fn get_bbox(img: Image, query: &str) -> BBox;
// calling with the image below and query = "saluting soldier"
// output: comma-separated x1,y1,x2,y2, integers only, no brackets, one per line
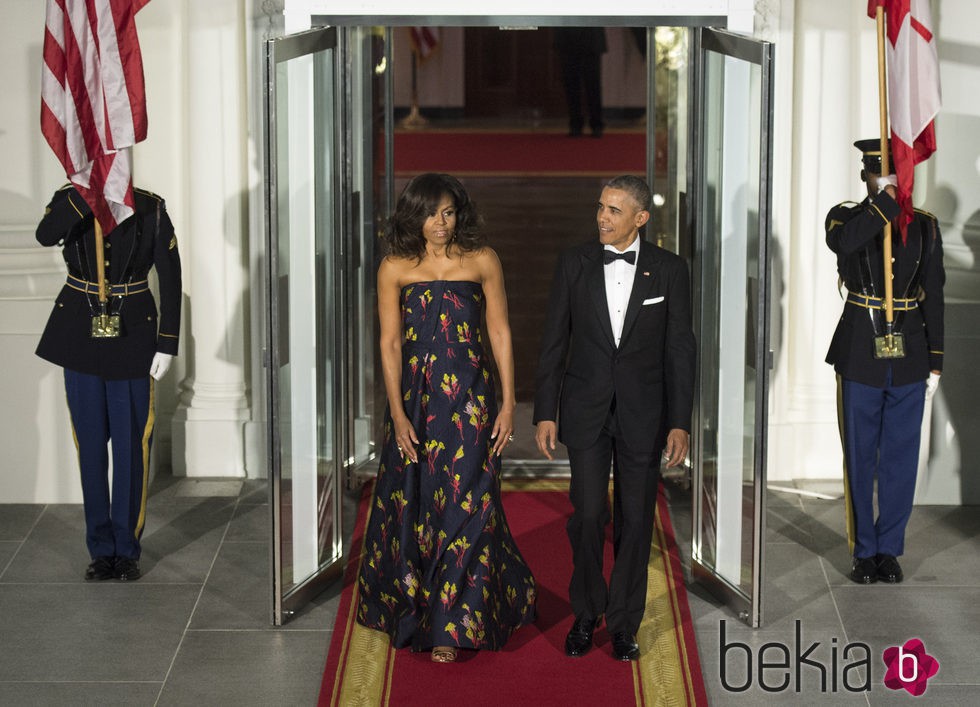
825,139,944,585
36,184,182,582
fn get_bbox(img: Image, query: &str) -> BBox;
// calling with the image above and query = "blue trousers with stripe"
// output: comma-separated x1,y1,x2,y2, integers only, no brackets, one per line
840,375,925,559
64,369,153,560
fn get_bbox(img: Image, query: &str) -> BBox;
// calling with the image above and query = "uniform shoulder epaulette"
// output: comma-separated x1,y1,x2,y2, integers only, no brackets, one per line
913,207,937,221
829,200,862,214
134,187,164,202
56,182,74,192
826,201,861,229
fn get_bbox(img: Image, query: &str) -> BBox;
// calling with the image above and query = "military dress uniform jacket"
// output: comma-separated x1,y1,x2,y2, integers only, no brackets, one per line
36,185,182,380
825,190,944,388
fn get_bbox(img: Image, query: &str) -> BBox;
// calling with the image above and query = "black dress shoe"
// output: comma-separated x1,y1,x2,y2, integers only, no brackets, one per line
564,615,601,657
114,557,141,581
876,554,904,583
849,556,878,584
84,556,115,581
612,631,640,661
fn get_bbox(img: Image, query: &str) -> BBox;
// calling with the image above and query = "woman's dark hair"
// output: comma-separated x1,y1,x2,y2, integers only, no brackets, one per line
384,173,484,259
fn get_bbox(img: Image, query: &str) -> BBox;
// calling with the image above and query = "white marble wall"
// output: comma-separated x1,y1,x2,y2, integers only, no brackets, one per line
762,0,980,503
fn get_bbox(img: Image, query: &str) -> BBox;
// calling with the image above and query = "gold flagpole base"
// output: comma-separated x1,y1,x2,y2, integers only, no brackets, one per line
91,313,121,338
873,333,906,359
399,103,429,130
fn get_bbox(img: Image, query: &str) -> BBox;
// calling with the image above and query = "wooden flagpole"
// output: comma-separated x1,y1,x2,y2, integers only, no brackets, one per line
94,220,107,304
400,49,428,129
90,218,119,337
874,6,903,358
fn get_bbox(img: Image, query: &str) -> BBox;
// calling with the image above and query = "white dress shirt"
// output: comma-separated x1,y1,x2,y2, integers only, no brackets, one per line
603,238,640,347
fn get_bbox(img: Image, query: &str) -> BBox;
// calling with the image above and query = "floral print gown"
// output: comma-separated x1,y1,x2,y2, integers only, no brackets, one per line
356,280,537,650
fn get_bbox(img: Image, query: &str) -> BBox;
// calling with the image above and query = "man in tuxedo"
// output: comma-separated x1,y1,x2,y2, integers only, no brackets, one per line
533,175,696,661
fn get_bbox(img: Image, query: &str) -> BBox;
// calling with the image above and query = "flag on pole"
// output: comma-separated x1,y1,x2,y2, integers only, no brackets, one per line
41,0,151,235
867,0,941,237
410,27,440,60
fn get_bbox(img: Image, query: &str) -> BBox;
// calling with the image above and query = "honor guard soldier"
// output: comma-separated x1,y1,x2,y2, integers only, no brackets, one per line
825,139,944,585
36,184,182,582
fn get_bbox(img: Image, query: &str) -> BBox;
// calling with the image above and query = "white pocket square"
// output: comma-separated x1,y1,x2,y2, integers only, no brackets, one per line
642,296,665,305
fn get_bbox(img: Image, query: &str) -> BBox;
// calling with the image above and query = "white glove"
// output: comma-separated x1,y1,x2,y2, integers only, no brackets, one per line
876,174,898,192
149,352,174,380
925,371,940,400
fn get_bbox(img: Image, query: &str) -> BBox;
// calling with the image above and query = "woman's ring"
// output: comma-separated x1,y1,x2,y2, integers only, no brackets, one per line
508,435,515,441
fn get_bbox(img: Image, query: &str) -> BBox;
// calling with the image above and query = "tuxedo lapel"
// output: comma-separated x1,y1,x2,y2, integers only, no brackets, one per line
619,241,659,345
584,245,616,349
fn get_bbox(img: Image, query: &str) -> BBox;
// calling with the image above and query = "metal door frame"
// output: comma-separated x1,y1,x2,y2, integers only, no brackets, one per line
688,26,774,627
264,25,345,625
265,16,774,629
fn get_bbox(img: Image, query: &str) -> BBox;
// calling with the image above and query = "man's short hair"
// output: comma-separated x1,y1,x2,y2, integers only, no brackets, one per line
606,175,652,212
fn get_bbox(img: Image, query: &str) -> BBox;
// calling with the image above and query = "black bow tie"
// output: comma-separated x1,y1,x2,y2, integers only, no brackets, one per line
603,249,636,265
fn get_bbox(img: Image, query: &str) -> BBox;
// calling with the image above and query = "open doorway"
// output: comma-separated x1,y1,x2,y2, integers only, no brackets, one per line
389,25,690,466
267,17,773,626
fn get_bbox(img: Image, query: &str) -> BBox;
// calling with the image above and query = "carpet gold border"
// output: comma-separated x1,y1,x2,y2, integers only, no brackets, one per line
331,493,397,707
330,481,702,705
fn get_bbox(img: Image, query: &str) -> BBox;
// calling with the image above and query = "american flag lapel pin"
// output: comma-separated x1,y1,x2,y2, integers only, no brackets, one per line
642,271,650,277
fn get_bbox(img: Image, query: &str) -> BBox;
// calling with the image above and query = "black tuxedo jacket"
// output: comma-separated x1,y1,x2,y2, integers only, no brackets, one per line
533,238,696,454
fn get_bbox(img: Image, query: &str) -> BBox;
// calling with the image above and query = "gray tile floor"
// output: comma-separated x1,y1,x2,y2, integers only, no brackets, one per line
668,481,980,706
0,473,976,706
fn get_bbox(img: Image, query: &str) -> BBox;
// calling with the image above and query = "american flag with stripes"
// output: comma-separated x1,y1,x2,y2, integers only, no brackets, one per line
410,26,440,60
40,0,150,234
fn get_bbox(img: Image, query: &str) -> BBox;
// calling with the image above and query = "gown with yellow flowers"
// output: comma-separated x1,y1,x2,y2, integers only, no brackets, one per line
355,280,537,650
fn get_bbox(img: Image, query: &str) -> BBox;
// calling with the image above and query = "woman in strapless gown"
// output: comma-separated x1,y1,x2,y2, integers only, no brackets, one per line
355,173,536,663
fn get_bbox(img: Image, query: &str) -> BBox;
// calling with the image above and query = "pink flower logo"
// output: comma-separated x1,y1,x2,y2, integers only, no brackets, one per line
882,639,940,696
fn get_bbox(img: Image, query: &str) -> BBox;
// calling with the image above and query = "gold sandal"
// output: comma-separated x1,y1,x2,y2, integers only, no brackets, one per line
431,646,458,663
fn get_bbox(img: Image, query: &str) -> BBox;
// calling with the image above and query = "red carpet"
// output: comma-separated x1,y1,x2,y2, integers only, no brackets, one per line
393,130,645,176
319,479,707,706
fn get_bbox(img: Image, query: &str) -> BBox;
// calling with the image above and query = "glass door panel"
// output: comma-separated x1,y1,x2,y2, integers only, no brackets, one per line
690,27,773,627
647,27,690,258
265,27,344,625
342,26,392,478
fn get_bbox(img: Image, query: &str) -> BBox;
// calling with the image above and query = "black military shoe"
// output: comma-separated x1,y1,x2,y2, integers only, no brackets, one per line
84,556,115,581
849,556,878,584
114,557,141,581
564,615,601,657
876,554,904,583
611,632,640,661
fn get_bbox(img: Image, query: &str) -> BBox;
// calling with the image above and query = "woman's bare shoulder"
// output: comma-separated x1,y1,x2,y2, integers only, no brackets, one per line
469,246,502,279
461,245,496,268
379,254,419,282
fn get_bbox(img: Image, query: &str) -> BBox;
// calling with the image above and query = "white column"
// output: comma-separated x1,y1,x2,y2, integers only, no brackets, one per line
171,0,251,477
767,1,872,483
